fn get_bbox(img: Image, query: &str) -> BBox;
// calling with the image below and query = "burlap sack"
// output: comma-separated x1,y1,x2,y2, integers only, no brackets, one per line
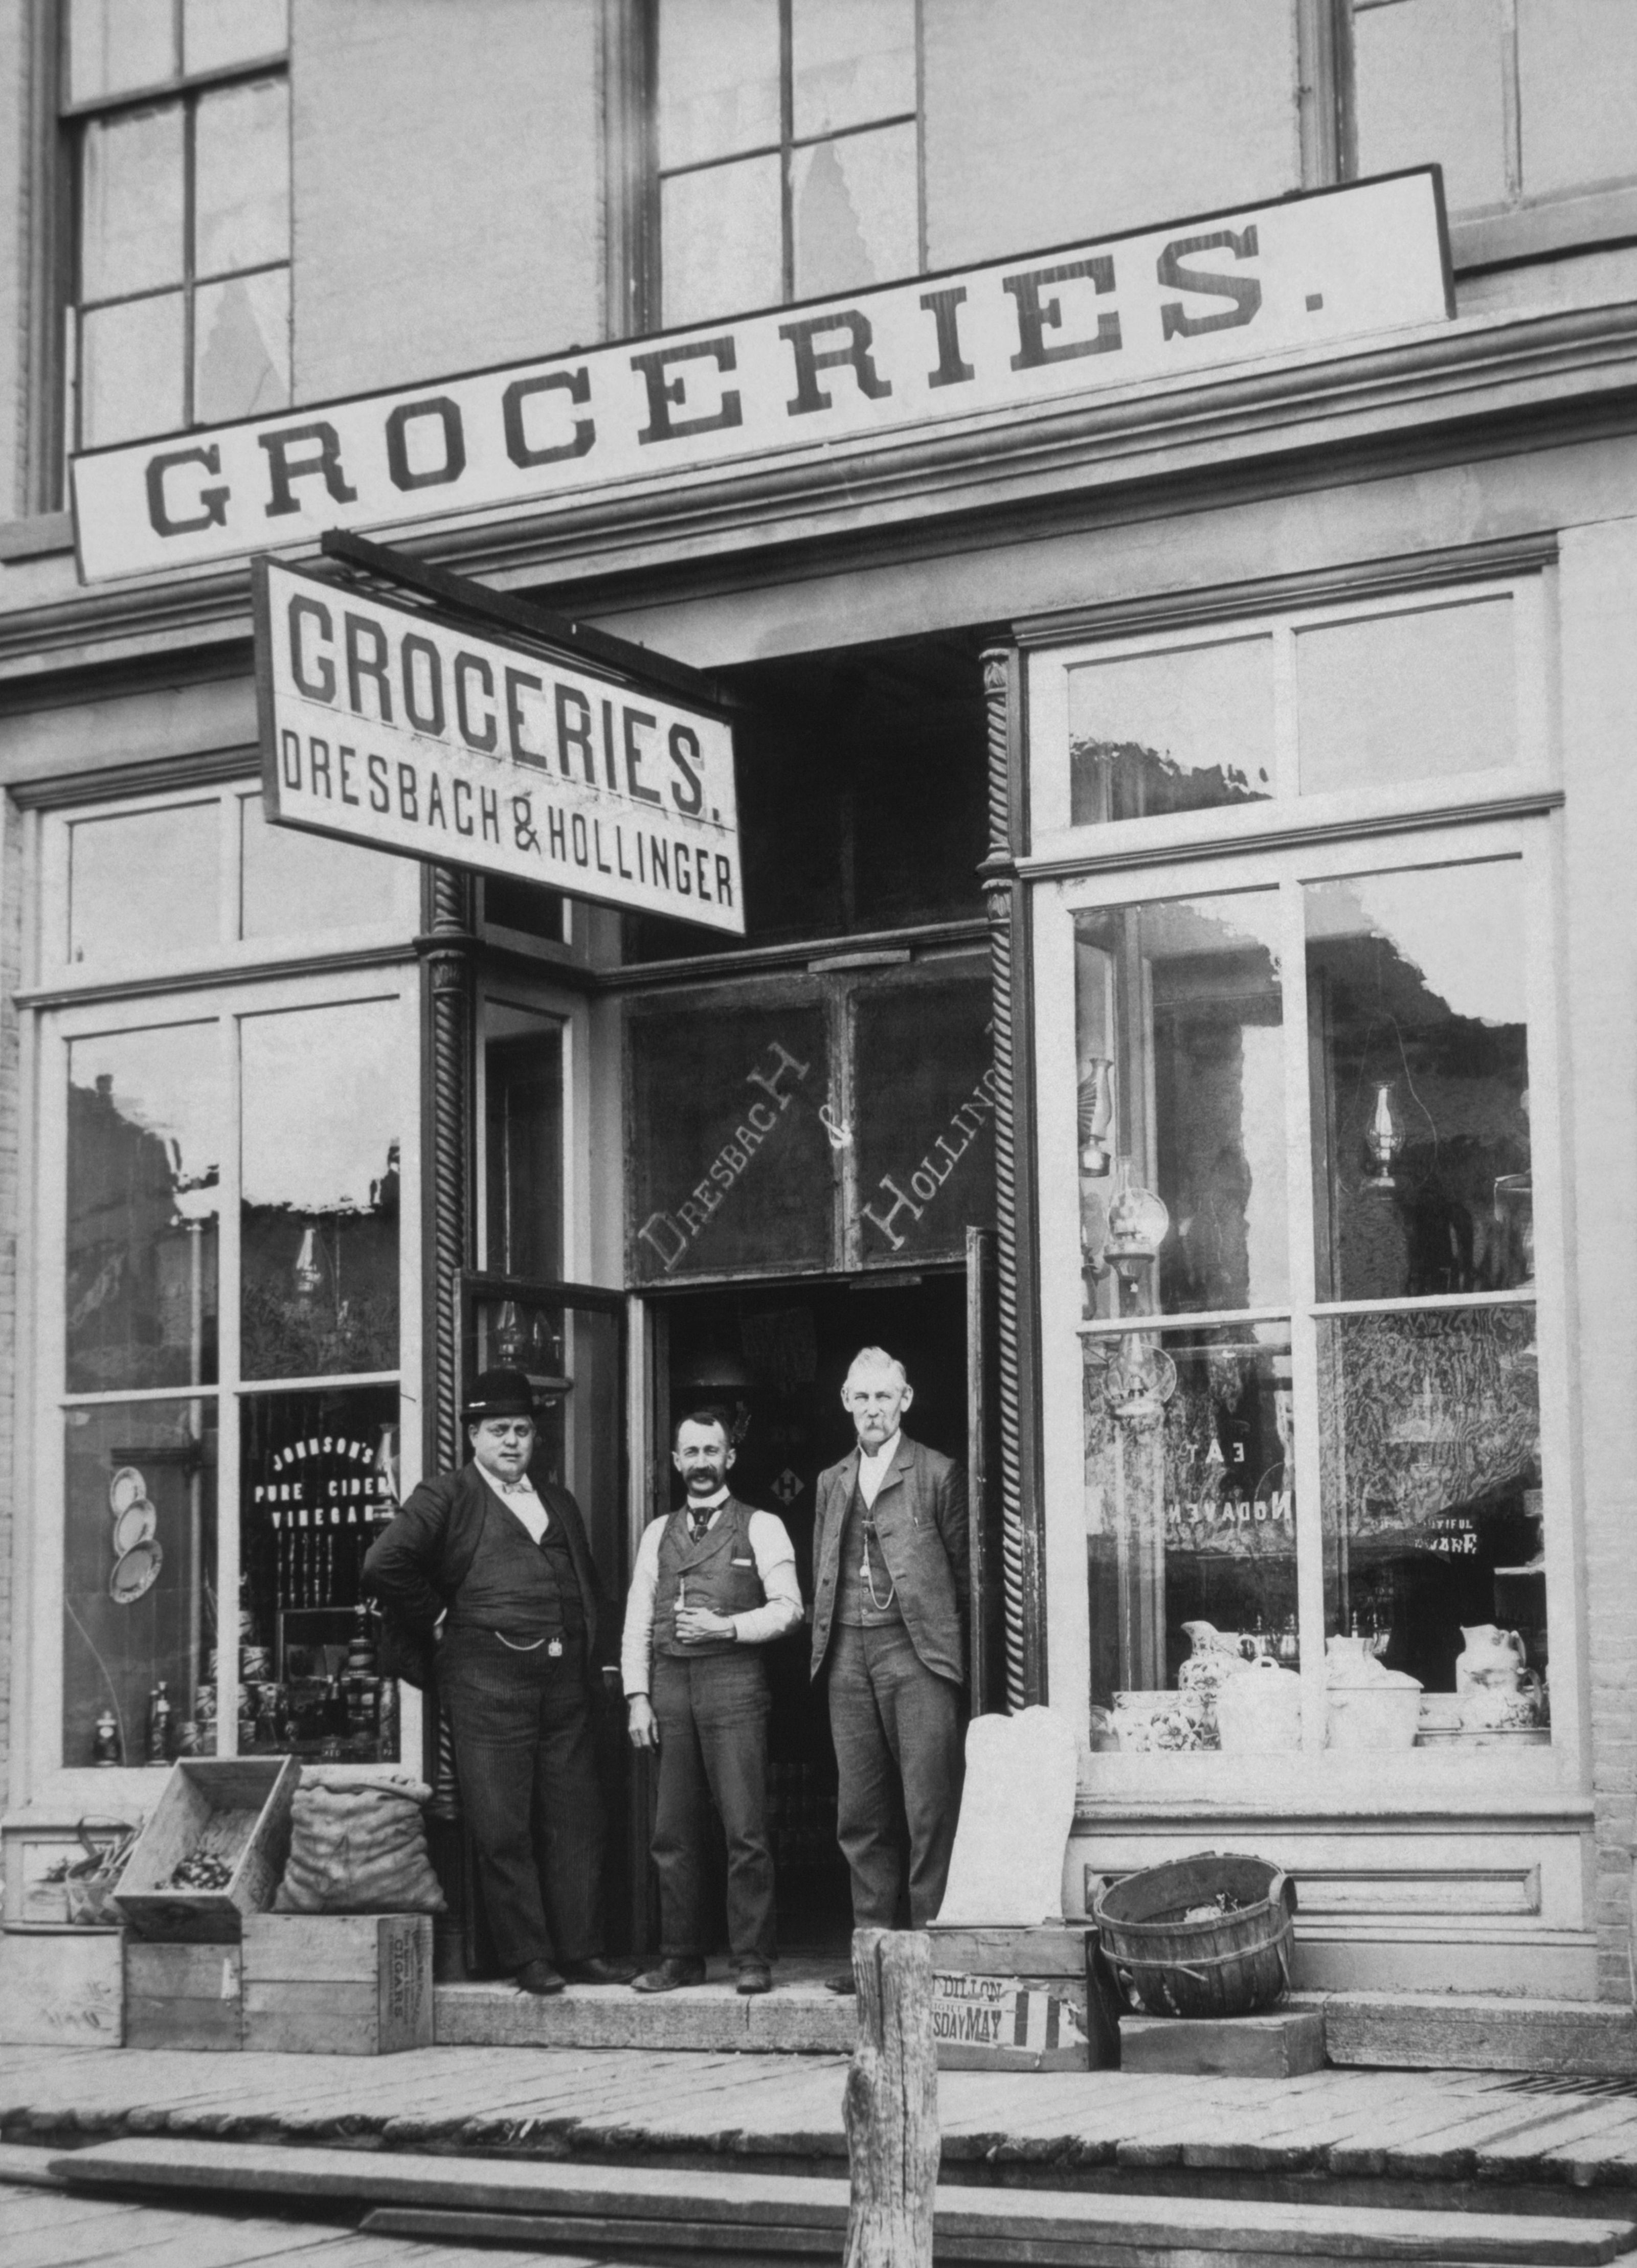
275,1770,445,1913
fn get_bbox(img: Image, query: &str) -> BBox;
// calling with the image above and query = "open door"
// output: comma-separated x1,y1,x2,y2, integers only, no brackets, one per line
967,1227,1005,1715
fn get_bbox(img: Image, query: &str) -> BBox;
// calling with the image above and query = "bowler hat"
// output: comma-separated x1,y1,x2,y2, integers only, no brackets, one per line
461,1367,536,1421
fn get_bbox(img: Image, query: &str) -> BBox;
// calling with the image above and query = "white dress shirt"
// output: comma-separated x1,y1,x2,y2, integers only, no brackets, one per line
857,1430,902,1509
478,1462,549,1544
622,1488,804,1695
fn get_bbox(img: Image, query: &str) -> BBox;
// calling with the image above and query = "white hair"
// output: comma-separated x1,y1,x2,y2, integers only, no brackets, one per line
843,1345,908,1392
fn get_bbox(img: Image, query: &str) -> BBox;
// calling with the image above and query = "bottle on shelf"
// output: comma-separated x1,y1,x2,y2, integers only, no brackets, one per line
147,1680,173,1764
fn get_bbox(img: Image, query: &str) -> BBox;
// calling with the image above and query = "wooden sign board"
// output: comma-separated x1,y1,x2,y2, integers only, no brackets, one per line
253,556,744,933
72,172,1452,584
932,1971,1090,2072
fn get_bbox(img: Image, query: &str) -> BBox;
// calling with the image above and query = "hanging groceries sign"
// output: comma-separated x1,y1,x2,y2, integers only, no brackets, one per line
252,556,744,932
73,171,1452,584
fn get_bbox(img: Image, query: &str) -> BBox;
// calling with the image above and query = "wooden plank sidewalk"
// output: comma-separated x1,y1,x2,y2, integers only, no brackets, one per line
7,2043,1637,2201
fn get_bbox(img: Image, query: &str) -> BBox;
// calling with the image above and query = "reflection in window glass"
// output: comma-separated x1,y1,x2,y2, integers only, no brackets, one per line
193,268,290,424
1306,862,1530,1303
792,123,919,301
194,78,290,274
1296,600,1515,796
1318,1307,1543,1715
1074,893,1287,1320
239,795,399,939
80,105,185,299
239,1383,399,1762
67,1025,221,1393
661,154,783,326
69,801,219,965
79,291,188,447
183,0,288,75
658,0,781,168
792,0,916,137
1085,1326,1295,1742
69,0,175,106
1068,639,1274,826
62,1398,215,1768
240,1001,399,1378
485,1012,564,1283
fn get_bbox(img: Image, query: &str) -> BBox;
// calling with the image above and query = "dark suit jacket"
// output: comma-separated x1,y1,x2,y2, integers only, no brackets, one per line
810,1434,969,1688
363,1462,618,1689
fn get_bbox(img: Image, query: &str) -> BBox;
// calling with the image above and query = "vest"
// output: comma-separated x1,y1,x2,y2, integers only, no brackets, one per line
835,1477,905,1628
653,1500,767,1658
447,1490,586,1641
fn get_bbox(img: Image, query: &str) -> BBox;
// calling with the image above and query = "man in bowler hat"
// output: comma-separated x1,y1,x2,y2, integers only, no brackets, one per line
811,1347,968,1990
364,1368,632,1994
622,1404,803,1995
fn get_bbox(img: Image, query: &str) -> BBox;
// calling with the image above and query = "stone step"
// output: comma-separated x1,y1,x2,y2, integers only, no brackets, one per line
52,2137,1637,2264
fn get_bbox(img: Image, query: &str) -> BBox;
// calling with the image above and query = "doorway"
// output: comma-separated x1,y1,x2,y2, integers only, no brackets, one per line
656,1272,970,1956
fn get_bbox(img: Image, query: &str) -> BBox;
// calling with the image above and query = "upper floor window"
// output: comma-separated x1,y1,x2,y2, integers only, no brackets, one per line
64,0,291,450
656,0,922,329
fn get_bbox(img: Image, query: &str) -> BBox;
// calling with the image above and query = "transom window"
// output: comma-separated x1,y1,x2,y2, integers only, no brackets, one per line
656,0,922,328
64,0,291,449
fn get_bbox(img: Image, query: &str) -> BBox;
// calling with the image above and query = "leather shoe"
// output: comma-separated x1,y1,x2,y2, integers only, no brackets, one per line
631,1956,706,1993
823,1968,857,1995
558,1956,638,1986
515,1959,565,1995
734,1959,772,1995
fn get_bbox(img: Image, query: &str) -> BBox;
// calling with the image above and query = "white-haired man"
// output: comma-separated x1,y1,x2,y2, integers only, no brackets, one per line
810,1346,968,1990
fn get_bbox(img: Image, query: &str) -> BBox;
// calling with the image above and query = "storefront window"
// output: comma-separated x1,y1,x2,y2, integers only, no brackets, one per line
1070,639,1275,826
484,1009,564,1284
68,801,221,967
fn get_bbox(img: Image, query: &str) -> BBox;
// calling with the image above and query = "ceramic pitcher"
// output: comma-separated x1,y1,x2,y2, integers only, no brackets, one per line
1455,1624,1529,1696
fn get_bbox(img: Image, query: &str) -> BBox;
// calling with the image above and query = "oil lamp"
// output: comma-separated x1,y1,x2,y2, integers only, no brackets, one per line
1077,1056,1114,1175
1362,1081,1405,1191
1104,1156,1171,1282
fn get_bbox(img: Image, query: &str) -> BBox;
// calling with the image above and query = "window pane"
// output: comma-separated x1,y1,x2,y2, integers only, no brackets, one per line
79,291,186,448
1354,0,1510,213
853,977,995,1267
1518,0,1637,199
485,1011,565,1282
662,153,783,326
68,1024,221,1394
63,1398,216,1768
69,800,219,967
194,265,290,425
240,792,399,940
1086,1324,1297,1742
1305,862,1531,1303
1067,639,1274,826
658,0,781,167
791,122,919,302
183,0,289,73
240,1001,400,1378
1296,600,1516,795
240,1383,400,1762
195,78,290,275
80,105,185,299
68,0,175,104
792,0,916,137
1318,1307,1544,1739
1074,892,1288,1319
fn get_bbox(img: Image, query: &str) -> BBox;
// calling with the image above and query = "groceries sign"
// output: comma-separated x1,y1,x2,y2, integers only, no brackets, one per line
253,556,744,931
73,172,1452,584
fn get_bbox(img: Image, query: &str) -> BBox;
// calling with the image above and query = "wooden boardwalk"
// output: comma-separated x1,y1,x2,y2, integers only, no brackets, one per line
8,2043,1637,2208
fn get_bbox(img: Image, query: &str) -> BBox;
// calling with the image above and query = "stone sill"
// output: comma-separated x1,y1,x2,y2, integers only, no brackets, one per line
0,513,73,564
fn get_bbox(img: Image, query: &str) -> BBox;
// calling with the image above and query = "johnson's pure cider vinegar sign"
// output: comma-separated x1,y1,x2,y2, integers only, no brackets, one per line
253,557,743,932
73,172,1453,583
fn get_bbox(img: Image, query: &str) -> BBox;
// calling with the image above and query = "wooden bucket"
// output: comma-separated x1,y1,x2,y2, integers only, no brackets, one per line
1091,1852,1295,2020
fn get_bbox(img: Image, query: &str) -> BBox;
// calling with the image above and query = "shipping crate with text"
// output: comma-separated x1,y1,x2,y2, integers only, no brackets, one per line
242,1912,433,2053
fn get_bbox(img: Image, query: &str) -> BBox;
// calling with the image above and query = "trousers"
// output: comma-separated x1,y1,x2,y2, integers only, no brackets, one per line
439,1627,606,1971
828,1620,963,1929
650,1648,775,1961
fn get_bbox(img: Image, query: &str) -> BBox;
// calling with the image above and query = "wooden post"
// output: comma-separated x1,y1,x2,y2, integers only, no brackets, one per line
843,1929,938,2268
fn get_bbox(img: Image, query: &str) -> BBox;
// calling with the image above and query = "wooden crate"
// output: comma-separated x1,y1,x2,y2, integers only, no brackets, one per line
124,1940,243,2050
1120,2007,1327,2077
113,1758,298,1942
242,1913,433,2054
926,1923,1112,2072
0,1927,124,2047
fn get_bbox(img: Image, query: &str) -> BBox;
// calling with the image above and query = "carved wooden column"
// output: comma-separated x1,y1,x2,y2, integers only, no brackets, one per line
419,864,477,1476
979,645,1045,1711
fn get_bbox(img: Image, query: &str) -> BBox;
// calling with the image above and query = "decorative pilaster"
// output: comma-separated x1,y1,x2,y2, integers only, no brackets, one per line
418,865,477,1476
979,646,1030,1714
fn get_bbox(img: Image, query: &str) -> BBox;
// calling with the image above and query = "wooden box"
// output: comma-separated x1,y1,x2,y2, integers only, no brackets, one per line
124,1940,243,2050
242,1913,433,2054
927,1923,1113,2072
113,1758,298,1942
1120,2007,1327,2078
0,1927,124,2047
